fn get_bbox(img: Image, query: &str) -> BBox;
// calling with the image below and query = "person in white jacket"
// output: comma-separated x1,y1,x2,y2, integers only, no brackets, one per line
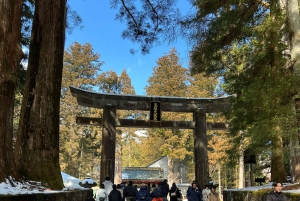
103,176,114,194
202,185,211,201
95,184,109,201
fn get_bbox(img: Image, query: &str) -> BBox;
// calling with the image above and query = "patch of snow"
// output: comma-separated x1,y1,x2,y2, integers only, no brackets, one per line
61,172,84,189
0,172,87,195
0,177,51,195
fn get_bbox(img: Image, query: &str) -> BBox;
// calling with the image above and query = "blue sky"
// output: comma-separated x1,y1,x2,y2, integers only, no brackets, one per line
65,0,193,95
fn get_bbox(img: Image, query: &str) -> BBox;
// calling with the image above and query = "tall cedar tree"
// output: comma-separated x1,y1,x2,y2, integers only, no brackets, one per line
95,69,137,182
288,0,300,182
0,0,23,182
15,0,67,189
118,70,140,169
60,42,103,179
145,48,193,183
189,0,299,182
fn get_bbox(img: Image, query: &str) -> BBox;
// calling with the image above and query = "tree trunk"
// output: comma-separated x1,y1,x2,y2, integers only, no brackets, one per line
288,0,300,183
270,134,286,182
288,0,300,75
238,147,244,188
0,0,23,182
15,0,66,189
268,0,286,182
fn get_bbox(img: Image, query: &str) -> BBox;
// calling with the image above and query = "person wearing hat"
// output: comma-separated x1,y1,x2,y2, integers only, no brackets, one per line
266,181,287,201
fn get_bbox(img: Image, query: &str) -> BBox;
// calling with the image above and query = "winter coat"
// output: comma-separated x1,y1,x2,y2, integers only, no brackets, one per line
266,191,288,201
202,188,210,201
103,180,114,194
207,192,220,201
123,184,138,197
109,189,122,201
169,186,180,201
146,187,167,201
95,188,108,201
117,188,123,199
187,187,202,201
157,184,167,198
136,186,150,201
162,182,169,197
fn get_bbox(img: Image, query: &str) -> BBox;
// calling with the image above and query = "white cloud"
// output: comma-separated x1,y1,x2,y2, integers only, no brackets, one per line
138,59,146,66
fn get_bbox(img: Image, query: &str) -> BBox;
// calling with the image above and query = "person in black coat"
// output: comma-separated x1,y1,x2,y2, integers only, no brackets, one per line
123,181,138,201
169,183,180,201
162,180,169,199
266,181,287,201
157,182,167,198
109,184,123,201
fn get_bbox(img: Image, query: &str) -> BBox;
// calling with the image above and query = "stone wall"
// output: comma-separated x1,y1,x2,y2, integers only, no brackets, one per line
0,189,93,201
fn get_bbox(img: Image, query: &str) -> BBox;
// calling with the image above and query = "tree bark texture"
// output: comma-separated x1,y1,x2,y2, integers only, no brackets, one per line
288,0,300,183
288,0,300,74
292,98,300,182
115,143,122,184
15,0,66,189
270,134,286,182
0,0,23,182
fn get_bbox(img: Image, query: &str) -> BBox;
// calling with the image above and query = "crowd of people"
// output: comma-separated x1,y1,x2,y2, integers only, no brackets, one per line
87,177,220,201
86,176,290,201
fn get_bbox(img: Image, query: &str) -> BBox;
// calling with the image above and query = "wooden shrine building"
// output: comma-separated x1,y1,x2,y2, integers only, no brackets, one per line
70,86,232,188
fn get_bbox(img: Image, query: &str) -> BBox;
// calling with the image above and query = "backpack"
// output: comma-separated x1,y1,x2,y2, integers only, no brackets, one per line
152,197,163,201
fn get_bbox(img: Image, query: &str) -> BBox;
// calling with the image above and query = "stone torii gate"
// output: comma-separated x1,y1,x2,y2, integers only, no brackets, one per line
70,86,232,188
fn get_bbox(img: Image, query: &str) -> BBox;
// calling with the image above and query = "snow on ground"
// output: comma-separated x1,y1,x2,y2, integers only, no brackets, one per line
0,177,54,195
0,172,89,195
61,172,85,189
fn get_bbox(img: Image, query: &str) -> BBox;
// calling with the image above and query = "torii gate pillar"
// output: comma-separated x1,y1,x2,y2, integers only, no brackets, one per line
194,108,209,187
100,105,116,184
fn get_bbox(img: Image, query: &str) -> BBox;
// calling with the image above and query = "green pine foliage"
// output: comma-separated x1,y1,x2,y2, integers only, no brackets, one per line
60,42,103,179
143,48,223,182
188,0,300,183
